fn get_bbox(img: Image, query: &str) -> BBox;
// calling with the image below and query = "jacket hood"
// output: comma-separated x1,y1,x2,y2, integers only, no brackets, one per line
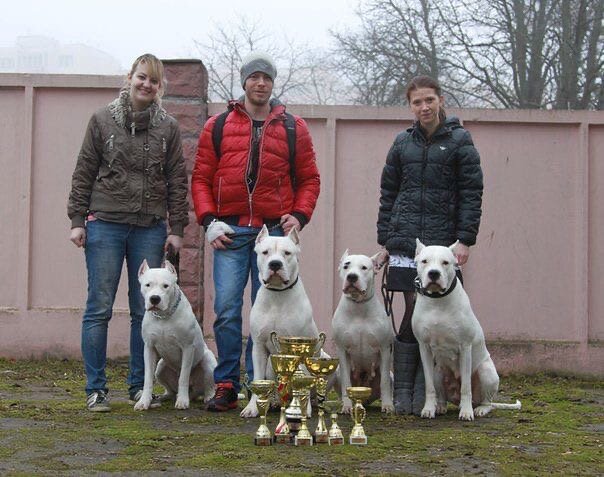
108,88,167,130
408,116,463,139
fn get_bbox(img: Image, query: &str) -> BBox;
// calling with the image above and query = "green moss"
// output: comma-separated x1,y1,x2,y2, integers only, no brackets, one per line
0,358,602,475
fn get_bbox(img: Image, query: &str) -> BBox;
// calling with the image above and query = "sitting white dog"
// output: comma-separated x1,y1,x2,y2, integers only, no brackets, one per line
135,260,217,410
240,225,323,418
412,240,521,420
332,250,394,414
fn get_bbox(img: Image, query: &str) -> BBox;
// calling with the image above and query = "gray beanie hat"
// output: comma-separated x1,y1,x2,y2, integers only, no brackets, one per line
240,52,277,89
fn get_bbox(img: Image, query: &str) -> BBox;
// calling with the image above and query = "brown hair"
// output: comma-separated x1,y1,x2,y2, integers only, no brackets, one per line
406,75,446,122
128,53,165,99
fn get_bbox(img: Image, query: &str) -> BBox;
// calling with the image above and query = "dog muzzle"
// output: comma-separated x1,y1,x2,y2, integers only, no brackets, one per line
414,275,458,298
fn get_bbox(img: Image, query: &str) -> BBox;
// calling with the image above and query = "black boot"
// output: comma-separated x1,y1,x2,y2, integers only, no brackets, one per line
393,339,420,415
412,357,425,416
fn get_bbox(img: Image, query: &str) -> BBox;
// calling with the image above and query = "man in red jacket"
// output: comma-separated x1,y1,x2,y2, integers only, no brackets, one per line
191,52,321,412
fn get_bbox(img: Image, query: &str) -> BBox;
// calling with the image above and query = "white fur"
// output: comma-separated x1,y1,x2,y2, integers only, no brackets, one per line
240,226,322,418
135,260,217,410
412,240,521,420
332,250,394,414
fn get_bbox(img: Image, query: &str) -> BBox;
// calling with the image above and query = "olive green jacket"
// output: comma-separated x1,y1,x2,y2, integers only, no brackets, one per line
67,91,189,235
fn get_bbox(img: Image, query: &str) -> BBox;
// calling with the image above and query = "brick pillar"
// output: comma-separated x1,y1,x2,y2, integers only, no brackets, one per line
161,59,208,321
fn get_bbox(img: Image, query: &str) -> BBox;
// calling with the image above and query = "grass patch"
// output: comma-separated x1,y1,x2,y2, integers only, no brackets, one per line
0,358,602,476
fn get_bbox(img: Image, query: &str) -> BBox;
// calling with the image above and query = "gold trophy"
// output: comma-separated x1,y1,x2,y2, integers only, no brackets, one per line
249,380,275,446
292,375,316,446
305,357,339,443
347,386,372,445
270,353,301,444
270,332,326,431
324,400,344,446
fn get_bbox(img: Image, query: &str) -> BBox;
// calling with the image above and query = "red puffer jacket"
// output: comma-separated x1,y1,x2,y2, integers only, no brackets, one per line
191,99,320,228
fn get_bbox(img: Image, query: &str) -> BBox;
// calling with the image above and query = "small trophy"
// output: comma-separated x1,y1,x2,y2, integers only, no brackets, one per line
249,380,275,446
270,353,301,444
347,386,372,445
305,357,339,443
292,375,315,446
324,400,344,446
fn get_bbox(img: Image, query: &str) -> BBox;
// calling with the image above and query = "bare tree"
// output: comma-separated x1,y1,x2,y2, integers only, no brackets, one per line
194,16,345,104
332,0,603,109
331,0,452,106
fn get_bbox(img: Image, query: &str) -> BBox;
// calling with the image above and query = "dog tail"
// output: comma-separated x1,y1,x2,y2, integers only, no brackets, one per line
491,399,522,410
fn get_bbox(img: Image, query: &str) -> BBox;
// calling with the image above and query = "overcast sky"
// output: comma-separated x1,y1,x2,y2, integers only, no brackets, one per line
1,0,361,71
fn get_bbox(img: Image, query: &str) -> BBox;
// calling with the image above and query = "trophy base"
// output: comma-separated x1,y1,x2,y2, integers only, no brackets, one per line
294,434,313,446
286,418,301,433
273,433,293,444
349,435,368,445
314,432,328,444
254,436,273,446
328,436,344,446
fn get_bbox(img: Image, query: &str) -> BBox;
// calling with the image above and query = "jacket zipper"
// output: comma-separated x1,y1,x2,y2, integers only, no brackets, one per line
420,139,430,243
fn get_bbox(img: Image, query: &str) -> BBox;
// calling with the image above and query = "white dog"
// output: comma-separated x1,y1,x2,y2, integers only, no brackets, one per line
412,240,521,420
332,250,394,414
135,260,217,410
240,225,322,418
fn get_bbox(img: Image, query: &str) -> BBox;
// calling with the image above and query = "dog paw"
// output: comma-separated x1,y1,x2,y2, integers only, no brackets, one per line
341,398,353,414
240,406,259,418
134,399,150,411
436,403,448,415
381,402,395,414
458,407,475,421
175,397,190,410
421,406,436,418
474,405,492,417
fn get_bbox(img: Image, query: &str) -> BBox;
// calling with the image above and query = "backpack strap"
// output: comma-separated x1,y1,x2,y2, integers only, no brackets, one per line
211,110,230,159
283,112,297,189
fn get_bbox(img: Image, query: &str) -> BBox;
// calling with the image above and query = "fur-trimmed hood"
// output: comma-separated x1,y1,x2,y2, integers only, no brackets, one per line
108,88,167,130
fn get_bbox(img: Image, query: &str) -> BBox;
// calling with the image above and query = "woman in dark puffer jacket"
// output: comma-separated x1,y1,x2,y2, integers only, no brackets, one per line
377,75,483,416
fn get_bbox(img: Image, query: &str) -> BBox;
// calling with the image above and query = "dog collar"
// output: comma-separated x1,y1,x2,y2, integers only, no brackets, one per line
414,275,458,298
264,276,299,292
150,287,182,320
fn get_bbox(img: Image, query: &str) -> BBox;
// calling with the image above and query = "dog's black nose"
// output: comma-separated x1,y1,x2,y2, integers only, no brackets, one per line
150,295,161,305
269,260,282,271
427,270,440,282
347,273,358,283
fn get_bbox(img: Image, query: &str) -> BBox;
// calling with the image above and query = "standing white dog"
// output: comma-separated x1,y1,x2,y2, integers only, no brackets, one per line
332,250,394,414
412,239,521,420
135,260,217,410
240,225,322,418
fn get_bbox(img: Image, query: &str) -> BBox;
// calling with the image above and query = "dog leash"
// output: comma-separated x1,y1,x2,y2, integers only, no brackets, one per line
380,262,398,335
224,223,283,251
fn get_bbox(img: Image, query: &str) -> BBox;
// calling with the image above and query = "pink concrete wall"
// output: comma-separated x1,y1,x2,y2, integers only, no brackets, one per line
0,72,602,376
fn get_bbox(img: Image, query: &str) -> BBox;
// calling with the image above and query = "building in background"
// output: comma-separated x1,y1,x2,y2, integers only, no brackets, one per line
0,36,123,74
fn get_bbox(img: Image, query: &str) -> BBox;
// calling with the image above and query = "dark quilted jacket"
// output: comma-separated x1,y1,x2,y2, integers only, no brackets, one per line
377,116,483,257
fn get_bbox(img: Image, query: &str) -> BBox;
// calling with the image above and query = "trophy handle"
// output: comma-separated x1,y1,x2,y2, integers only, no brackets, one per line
314,332,326,355
270,331,280,353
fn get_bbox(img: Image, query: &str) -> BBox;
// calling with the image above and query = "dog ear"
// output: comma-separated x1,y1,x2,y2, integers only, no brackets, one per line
449,240,460,251
164,260,177,276
415,238,425,258
288,227,300,245
138,259,149,277
338,249,349,270
256,224,269,244
371,249,389,273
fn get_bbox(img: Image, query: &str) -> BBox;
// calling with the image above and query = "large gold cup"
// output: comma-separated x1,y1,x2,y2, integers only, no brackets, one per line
270,332,326,431
291,375,315,446
249,380,276,446
270,354,301,444
324,400,344,446
305,357,339,443
347,386,372,445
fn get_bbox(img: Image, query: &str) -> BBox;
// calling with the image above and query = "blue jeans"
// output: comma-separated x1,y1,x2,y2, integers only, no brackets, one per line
82,219,166,395
213,225,284,393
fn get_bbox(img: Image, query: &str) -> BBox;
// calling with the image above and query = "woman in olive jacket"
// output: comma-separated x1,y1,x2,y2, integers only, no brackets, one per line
67,54,189,412
377,75,483,416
